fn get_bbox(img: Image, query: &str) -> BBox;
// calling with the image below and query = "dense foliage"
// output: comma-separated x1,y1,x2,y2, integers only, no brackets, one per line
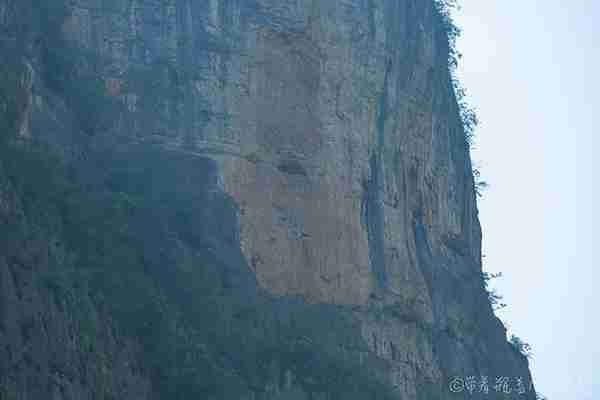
5,100,414,396
0,136,399,397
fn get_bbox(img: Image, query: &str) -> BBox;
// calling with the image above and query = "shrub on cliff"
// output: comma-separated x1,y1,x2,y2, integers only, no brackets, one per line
509,334,533,359
473,167,490,197
434,1,480,149
434,0,461,69
482,271,507,311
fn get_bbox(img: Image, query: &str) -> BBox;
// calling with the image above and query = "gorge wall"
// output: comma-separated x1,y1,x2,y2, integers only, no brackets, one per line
0,1,536,399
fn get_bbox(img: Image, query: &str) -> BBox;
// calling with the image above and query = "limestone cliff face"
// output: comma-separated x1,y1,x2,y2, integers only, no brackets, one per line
57,0,478,307
0,1,535,399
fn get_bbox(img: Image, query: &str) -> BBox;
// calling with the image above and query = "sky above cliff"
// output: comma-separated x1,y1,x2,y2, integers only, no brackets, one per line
454,1,598,399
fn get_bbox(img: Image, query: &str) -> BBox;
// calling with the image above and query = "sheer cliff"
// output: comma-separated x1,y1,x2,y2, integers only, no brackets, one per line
0,1,535,399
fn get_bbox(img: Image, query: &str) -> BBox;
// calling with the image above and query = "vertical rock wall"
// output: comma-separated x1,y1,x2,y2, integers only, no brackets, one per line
51,0,479,308
0,1,536,399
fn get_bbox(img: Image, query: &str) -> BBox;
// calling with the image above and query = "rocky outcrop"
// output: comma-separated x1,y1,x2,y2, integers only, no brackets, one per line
0,1,536,399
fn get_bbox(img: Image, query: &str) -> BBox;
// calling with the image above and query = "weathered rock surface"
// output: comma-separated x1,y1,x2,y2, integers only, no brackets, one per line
0,1,536,399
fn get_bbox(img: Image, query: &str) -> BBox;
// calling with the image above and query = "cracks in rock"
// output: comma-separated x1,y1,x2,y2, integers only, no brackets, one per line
363,58,393,293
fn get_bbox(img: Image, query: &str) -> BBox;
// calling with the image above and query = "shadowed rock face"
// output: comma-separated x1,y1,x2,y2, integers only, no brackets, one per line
0,1,536,399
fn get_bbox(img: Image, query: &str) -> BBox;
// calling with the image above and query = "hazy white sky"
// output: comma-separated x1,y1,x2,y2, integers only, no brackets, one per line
454,1,598,399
